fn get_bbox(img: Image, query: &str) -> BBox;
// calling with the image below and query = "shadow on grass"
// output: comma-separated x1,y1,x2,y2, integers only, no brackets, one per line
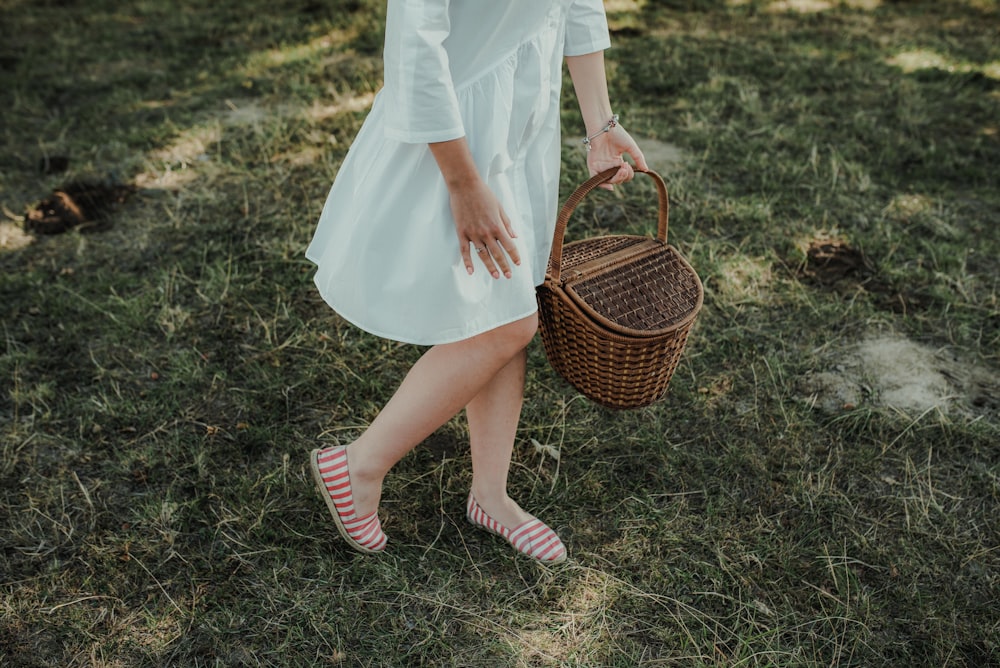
1,0,998,666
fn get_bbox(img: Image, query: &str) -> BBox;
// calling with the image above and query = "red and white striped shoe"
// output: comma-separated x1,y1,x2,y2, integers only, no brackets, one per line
310,446,387,554
466,493,567,564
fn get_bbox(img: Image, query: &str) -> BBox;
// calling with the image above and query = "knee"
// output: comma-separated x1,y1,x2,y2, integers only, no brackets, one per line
513,312,539,347
491,313,538,355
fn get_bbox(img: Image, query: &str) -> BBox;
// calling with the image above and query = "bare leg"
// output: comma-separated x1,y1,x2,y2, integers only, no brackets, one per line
466,349,535,529
344,314,537,518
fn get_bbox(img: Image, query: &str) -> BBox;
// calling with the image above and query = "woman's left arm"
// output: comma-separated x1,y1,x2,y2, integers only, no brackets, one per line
566,51,648,190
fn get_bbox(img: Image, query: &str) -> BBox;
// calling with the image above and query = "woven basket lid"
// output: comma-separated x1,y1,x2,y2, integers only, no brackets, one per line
563,237,703,337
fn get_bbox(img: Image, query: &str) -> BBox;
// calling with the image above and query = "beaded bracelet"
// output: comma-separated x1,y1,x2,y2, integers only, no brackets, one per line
581,114,620,151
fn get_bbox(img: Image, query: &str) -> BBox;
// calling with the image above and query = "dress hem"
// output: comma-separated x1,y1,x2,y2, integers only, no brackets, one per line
315,286,540,346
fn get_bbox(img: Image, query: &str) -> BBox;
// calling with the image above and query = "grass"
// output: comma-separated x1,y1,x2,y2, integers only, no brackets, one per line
1,0,998,665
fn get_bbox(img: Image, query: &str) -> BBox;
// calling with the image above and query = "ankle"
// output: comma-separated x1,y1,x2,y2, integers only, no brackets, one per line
345,444,386,487
470,485,509,508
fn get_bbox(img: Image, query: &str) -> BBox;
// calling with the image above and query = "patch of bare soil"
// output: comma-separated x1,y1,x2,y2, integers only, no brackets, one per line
798,238,874,286
795,237,936,314
24,181,134,235
798,334,998,416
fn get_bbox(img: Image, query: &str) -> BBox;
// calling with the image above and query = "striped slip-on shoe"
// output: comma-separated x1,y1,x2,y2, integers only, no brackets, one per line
310,446,387,554
466,493,566,564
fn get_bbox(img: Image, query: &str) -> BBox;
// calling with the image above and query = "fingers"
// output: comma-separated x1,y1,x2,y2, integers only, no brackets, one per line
610,160,634,184
472,243,500,279
597,159,635,191
488,239,511,279
473,203,520,279
498,208,521,268
461,242,476,275
629,145,649,172
470,236,519,279
501,207,517,241
465,231,521,280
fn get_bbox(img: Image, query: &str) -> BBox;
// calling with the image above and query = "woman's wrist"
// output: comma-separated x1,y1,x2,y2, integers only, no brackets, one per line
566,52,614,134
582,113,619,151
429,137,482,192
582,107,615,136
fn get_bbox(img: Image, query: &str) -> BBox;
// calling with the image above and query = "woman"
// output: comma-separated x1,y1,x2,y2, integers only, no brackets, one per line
306,0,647,564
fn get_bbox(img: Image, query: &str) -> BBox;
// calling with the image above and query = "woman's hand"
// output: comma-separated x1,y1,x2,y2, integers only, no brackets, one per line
586,124,649,191
449,179,520,279
429,137,520,279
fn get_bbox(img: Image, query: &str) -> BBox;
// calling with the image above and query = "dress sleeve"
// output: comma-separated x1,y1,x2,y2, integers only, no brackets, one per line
564,0,612,57
382,0,465,144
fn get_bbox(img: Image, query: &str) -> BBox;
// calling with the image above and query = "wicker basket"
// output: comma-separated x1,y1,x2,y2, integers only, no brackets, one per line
536,168,703,409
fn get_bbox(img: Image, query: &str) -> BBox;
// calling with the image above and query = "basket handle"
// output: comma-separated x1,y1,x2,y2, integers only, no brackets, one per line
548,167,670,282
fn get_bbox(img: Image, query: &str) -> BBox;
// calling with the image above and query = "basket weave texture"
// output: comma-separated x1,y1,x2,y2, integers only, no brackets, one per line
536,168,703,409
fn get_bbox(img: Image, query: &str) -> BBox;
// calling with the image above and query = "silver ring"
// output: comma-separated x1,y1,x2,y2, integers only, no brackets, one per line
476,247,487,253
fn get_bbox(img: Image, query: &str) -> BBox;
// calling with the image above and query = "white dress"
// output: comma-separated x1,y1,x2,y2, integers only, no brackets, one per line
306,0,610,344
